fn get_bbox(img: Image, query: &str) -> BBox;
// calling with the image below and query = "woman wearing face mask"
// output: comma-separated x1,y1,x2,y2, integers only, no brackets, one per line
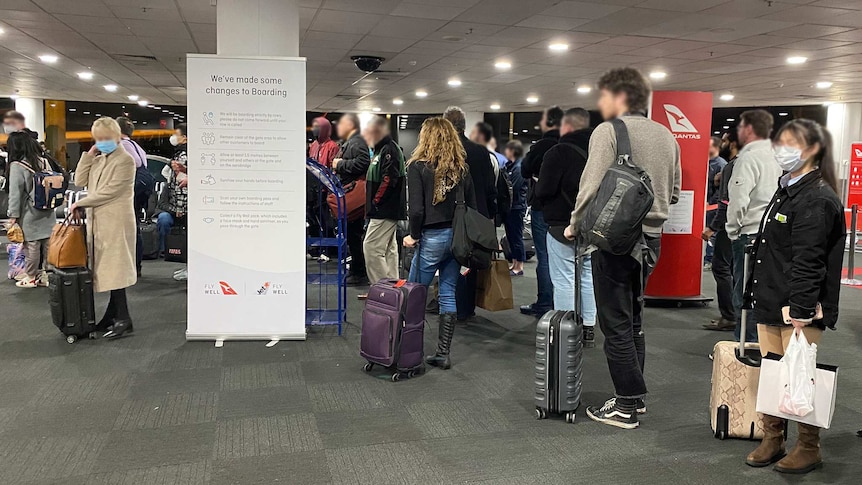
744,119,845,474
70,117,138,339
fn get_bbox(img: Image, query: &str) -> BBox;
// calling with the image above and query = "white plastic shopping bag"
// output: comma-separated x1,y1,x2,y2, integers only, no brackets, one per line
778,331,817,417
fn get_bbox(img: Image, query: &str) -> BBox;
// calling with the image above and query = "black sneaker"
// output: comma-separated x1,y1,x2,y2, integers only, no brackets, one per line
519,303,550,316
583,326,596,348
636,398,647,415
586,397,639,429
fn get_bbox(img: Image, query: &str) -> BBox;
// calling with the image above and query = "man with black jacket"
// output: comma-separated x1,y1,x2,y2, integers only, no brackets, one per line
443,106,497,320
362,116,406,286
534,108,597,347
702,157,736,331
519,106,563,316
333,113,371,286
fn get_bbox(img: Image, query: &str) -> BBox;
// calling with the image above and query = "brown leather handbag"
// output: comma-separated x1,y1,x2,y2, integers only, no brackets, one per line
327,178,366,222
48,213,88,268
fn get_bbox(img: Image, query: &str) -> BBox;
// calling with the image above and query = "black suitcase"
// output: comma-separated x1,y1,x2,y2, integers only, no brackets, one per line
140,221,159,260
48,267,97,344
534,250,584,423
165,225,187,263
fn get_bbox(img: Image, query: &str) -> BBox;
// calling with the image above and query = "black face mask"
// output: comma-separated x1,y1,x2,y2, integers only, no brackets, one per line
311,127,320,138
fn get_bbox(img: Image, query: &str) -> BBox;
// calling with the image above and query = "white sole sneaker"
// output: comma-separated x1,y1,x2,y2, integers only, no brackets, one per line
586,406,639,429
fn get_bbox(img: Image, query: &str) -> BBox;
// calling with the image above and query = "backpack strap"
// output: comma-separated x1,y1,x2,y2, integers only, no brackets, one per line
611,118,633,162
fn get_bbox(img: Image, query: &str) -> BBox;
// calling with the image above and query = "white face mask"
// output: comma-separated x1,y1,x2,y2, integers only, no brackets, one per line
169,134,180,146
773,144,806,172
3,124,16,134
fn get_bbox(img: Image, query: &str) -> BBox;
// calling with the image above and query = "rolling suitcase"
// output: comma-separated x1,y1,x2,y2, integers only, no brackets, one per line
534,250,584,423
140,220,159,260
360,279,427,381
48,267,97,344
709,245,766,440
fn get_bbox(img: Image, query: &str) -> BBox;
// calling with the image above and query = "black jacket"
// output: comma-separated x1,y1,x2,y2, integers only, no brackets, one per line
366,136,406,220
521,129,560,209
334,132,370,185
407,161,477,240
534,129,591,232
750,171,845,329
460,134,496,219
709,158,735,233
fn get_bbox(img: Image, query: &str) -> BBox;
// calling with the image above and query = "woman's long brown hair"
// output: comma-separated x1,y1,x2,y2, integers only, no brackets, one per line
408,117,467,204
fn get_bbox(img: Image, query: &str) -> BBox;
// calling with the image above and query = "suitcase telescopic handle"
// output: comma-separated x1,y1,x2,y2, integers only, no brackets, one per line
738,243,754,355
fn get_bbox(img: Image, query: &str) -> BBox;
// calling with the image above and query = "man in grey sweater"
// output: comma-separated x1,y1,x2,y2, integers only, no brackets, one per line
565,67,680,430
726,109,780,342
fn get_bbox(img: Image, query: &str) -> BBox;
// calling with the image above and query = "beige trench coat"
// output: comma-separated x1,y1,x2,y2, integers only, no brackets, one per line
75,147,137,292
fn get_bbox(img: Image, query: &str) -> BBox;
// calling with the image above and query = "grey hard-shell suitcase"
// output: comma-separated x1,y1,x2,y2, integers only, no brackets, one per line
534,248,584,423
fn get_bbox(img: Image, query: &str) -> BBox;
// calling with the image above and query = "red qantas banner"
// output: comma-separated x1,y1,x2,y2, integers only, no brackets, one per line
847,142,862,228
645,91,713,299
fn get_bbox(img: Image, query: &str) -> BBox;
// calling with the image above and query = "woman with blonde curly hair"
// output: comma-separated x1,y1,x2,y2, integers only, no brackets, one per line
403,117,476,369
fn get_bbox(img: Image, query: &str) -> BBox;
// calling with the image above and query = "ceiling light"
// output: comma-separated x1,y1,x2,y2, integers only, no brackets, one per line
714,131,720,134
726,118,735,121
447,79,462,87
39,54,58,64
526,96,539,103
779,112,789,116
50,103,56,107
142,121,147,125
415,90,427,98
649,71,666,80
83,111,90,115
816,81,833,89
548,43,569,52
68,108,76,112
95,114,101,117
787,56,807,64
104,84,118,92
490,103,501,110
77,72,94,80
494,61,511,70
127,95,139,101
719,93,734,101
722,125,729,129
137,100,148,106
162,109,169,112
522,129,528,133
372,107,381,112
577,86,591,94
392,98,403,105
151,106,160,109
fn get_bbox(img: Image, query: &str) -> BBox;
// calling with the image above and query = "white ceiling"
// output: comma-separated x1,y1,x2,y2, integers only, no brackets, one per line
1,0,862,112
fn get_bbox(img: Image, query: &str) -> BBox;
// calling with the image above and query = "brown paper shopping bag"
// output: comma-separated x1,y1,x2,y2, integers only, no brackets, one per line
475,258,513,311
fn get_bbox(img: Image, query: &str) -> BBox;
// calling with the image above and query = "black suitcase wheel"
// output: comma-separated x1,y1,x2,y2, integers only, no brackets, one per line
407,370,416,378
565,411,577,424
363,363,373,372
535,408,547,420
66,335,77,344
391,373,401,382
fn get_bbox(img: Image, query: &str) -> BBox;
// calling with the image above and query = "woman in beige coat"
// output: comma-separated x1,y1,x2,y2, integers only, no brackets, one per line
70,117,137,339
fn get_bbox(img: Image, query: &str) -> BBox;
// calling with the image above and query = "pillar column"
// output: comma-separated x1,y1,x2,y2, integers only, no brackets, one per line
826,103,862,201
15,97,44,139
217,0,299,57
463,111,485,137
44,100,67,168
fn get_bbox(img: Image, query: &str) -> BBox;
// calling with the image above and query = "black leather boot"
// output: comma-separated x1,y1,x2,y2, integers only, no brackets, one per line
425,313,456,369
103,319,134,339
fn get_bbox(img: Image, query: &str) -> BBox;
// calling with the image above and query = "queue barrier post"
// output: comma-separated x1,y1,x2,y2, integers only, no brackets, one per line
842,204,862,286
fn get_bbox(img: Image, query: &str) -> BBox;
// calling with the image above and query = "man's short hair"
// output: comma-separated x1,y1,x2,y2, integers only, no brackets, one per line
3,110,24,122
545,106,564,128
443,106,466,133
739,109,774,139
597,67,652,114
368,115,389,132
505,140,524,159
116,117,135,137
475,122,494,144
342,113,361,131
176,123,188,136
710,136,721,148
563,107,590,129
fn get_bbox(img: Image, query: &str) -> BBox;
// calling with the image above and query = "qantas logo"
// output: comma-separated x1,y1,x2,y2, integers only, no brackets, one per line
855,148,862,158
219,281,238,295
204,281,239,295
663,104,701,139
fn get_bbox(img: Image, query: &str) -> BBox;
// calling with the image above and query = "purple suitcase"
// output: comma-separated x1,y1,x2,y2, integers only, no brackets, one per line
360,279,427,381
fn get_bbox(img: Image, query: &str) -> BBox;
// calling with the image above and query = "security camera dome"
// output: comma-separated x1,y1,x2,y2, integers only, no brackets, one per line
351,56,385,73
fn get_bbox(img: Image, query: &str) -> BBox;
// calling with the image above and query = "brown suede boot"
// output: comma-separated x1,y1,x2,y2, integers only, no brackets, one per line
774,422,823,474
746,414,787,467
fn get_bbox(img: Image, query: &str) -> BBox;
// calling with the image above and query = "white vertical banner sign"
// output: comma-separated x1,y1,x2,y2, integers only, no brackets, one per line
186,55,307,340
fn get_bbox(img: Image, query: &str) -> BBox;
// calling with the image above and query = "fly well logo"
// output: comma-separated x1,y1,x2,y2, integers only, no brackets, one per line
204,281,239,295
256,282,289,295
663,104,701,140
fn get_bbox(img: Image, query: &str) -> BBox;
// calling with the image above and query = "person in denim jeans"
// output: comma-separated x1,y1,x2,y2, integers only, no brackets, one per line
503,140,527,275
403,118,476,370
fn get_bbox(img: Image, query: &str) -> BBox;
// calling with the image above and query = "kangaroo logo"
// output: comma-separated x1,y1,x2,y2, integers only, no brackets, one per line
663,104,698,134
855,148,862,158
219,281,238,295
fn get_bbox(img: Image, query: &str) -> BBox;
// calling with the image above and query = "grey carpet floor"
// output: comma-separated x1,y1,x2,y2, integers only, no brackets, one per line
0,253,860,484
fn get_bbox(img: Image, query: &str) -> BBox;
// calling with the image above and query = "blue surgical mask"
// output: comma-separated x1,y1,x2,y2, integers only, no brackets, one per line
96,140,118,154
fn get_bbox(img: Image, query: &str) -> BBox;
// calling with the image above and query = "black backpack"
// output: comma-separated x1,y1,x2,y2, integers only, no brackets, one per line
578,118,655,255
451,181,498,270
127,140,155,199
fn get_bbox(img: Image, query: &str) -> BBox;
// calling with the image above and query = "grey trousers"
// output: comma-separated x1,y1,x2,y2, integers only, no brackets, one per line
25,238,50,278
363,218,399,284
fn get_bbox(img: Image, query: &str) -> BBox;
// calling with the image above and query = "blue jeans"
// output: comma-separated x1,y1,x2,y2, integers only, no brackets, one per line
408,228,460,314
503,208,526,262
530,210,553,310
157,212,175,252
547,236,596,326
731,234,758,342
